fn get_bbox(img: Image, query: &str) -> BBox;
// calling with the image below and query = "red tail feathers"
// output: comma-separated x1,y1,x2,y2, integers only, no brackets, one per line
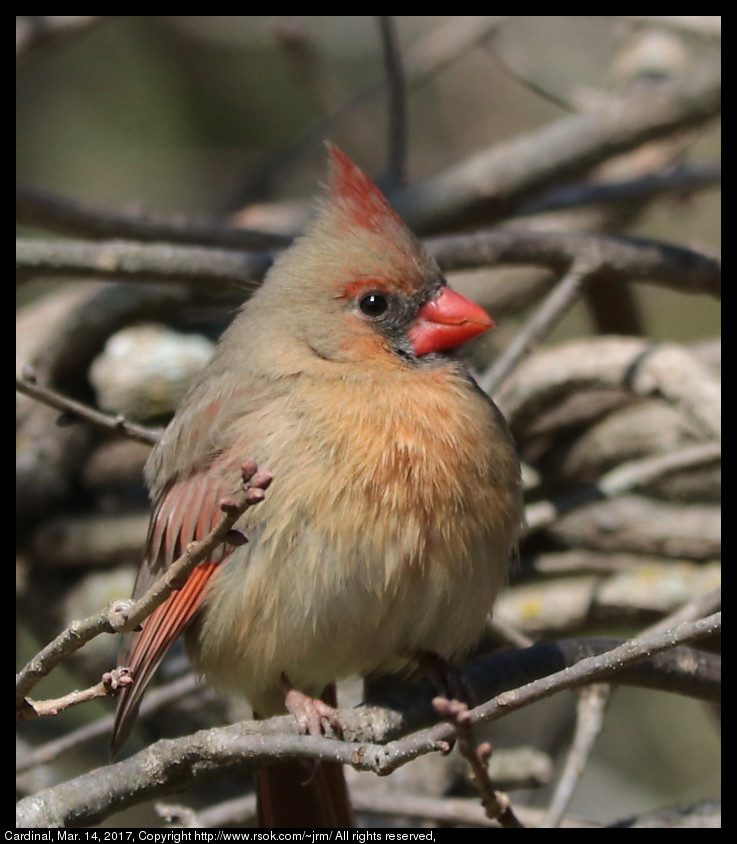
256,684,354,828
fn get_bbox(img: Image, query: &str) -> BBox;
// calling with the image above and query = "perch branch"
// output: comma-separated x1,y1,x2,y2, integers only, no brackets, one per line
15,614,719,828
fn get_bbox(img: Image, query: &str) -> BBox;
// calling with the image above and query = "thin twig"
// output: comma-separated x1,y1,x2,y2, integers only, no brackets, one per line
480,256,595,394
19,669,134,721
434,698,525,827
16,371,161,446
15,463,271,712
377,16,407,186
539,684,610,828
16,674,200,774
538,584,721,827
644,586,721,637
222,17,509,206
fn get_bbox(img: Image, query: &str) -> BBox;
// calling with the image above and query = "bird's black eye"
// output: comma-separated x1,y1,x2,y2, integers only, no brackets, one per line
358,292,389,318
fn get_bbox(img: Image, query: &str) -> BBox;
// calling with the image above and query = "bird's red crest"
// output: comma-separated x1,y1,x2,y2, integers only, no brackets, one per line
326,144,403,235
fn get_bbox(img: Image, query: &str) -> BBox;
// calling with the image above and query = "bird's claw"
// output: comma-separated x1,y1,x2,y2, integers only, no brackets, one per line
283,682,342,738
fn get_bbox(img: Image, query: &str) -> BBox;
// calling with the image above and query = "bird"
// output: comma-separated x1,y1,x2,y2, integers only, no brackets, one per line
111,145,523,828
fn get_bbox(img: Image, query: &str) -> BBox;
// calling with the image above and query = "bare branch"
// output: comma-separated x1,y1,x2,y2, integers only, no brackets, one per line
392,60,720,232
225,17,510,205
538,578,721,828
434,698,525,827
16,674,200,775
16,371,160,447
428,229,721,299
16,183,291,249
15,616,720,828
497,559,720,639
518,161,721,217
15,463,271,712
498,337,721,441
539,684,610,828
525,442,721,533
480,256,596,394
19,669,133,721
16,238,274,291
17,228,721,301
391,613,720,774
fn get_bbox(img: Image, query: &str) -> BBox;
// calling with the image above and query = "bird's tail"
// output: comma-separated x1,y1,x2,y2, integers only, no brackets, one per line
257,758,353,828
257,684,354,828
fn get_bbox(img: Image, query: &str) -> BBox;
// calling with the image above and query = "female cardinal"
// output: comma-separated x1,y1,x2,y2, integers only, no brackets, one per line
112,146,523,828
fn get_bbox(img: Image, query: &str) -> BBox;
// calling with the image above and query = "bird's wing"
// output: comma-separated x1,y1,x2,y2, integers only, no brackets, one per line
111,469,235,757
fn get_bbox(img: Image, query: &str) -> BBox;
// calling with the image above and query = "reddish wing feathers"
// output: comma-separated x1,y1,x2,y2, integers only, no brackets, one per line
111,472,232,757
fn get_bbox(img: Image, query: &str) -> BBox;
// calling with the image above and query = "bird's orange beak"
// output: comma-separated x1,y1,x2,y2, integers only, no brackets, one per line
408,286,494,356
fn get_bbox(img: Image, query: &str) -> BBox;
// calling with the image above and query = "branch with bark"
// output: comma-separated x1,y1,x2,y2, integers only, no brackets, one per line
15,613,720,828
16,463,272,719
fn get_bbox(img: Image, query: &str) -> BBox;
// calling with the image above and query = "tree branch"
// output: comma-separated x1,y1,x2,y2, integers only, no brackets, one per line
16,183,291,249
427,229,721,299
480,256,596,394
16,370,160,447
16,238,274,291
377,16,407,186
17,228,721,302
15,614,720,828
498,337,721,441
392,59,721,231
524,442,721,533
15,463,271,713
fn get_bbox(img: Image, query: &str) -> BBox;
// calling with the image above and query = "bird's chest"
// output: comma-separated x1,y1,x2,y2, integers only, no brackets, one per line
251,369,507,592
195,366,516,711
278,367,493,514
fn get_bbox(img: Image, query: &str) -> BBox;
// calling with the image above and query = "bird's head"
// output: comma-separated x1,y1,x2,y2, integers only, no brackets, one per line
244,146,493,372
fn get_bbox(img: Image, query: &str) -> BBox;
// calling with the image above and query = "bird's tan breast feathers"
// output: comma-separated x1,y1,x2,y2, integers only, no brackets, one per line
248,361,520,574
194,361,521,713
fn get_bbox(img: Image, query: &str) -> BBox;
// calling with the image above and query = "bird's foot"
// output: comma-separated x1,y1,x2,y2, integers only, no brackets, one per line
282,676,342,737
414,651,476,707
